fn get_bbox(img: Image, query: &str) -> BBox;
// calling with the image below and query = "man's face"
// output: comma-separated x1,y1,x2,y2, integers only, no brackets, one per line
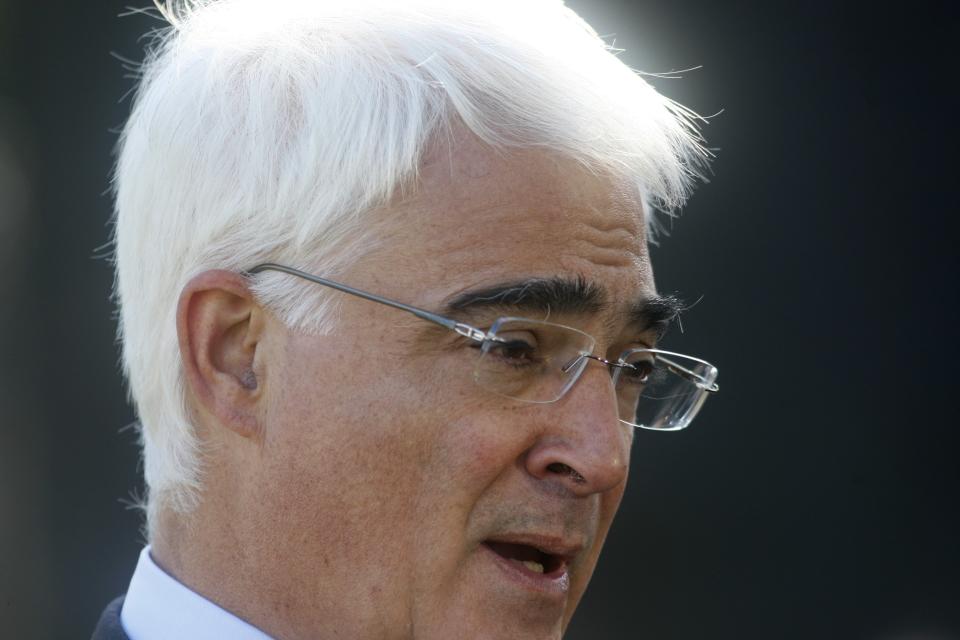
243,135,658,639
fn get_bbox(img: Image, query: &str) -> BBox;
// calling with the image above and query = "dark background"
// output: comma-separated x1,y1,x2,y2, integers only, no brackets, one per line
1,1,958,638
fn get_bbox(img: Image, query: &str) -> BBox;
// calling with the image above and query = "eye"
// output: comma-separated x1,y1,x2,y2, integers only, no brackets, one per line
482,332,542,368
619,359,653,385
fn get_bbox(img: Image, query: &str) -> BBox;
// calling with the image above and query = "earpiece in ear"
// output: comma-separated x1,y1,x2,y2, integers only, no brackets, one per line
241,369,258,390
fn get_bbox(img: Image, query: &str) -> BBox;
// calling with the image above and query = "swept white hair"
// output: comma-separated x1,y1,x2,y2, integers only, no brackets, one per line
113,0,710,537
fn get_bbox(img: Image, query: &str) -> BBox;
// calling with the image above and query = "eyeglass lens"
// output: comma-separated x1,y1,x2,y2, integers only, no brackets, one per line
473,317,716,431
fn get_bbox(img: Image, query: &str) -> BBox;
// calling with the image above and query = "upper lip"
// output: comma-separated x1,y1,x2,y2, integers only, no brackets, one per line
482,533,586,562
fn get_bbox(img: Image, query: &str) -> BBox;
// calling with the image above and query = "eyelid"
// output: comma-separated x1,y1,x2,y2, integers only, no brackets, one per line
493,328,539,342
610,338,656,360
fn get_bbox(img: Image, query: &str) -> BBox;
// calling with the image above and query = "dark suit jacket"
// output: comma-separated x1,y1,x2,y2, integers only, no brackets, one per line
91,596,130,640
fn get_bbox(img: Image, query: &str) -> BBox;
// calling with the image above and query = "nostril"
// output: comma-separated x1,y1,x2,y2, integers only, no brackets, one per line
546,462,586,484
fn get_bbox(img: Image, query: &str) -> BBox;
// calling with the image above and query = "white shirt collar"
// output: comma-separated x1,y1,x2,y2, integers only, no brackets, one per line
120,546,274,640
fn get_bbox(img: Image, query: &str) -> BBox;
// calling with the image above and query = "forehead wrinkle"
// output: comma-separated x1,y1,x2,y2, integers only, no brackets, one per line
420,210,646,289
573,200,642,235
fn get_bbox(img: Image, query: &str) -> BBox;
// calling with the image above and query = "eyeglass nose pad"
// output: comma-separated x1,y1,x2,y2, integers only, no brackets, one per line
560,353,588,375
609,362,622,387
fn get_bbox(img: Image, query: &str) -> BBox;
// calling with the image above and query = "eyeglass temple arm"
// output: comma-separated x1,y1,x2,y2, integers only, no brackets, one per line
245,263,489,343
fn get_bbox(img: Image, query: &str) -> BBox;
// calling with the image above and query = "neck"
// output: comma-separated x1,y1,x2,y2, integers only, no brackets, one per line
150,501,402,639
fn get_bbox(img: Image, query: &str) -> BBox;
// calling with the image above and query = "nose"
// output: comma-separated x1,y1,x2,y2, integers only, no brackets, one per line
524,363,631,496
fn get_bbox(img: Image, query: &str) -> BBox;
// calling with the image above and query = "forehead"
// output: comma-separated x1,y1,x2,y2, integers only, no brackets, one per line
360,133,655,315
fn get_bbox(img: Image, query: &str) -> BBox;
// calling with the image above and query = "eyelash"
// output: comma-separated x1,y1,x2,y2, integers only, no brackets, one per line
485,339,543,368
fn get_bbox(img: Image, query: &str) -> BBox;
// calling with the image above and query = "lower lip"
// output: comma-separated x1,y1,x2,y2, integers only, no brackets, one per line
480,543,571,597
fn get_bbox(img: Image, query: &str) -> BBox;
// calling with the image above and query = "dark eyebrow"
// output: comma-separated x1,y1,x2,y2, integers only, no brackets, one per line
443,276,605,317
442,276,685,339
628,294,685,341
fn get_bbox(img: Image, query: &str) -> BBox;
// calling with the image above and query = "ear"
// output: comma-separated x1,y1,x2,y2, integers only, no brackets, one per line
177,269,266,439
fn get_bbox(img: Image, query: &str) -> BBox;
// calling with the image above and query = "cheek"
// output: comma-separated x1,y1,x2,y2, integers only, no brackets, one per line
413,368,551,522
264,336,496,520
262,334,534,574
261,342,432,526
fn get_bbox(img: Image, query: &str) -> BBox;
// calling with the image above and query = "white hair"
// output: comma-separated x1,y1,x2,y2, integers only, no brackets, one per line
113,0,710,537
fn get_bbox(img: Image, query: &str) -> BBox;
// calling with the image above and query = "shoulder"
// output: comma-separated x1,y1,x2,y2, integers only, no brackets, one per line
90,595,130,640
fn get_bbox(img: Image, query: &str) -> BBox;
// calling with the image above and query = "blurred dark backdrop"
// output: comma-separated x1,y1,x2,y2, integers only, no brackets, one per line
1,1,958,638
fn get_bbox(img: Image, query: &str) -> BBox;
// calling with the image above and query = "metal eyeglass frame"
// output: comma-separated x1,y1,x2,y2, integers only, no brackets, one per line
245,262,719,396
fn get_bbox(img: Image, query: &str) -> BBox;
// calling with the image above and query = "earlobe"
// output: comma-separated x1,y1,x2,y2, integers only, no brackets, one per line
177,270,266,439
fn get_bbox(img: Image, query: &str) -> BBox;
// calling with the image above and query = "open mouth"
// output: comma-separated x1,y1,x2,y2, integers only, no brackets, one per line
482,540,568,578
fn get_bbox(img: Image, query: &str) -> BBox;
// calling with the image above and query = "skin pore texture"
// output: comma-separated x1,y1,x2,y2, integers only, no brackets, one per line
161,132,660,639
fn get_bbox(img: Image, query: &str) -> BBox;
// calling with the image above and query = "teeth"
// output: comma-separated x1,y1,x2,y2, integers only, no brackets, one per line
522,560,545,574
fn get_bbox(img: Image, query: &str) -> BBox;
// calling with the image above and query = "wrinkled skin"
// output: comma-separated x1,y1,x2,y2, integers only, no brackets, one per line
163,133,659,639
